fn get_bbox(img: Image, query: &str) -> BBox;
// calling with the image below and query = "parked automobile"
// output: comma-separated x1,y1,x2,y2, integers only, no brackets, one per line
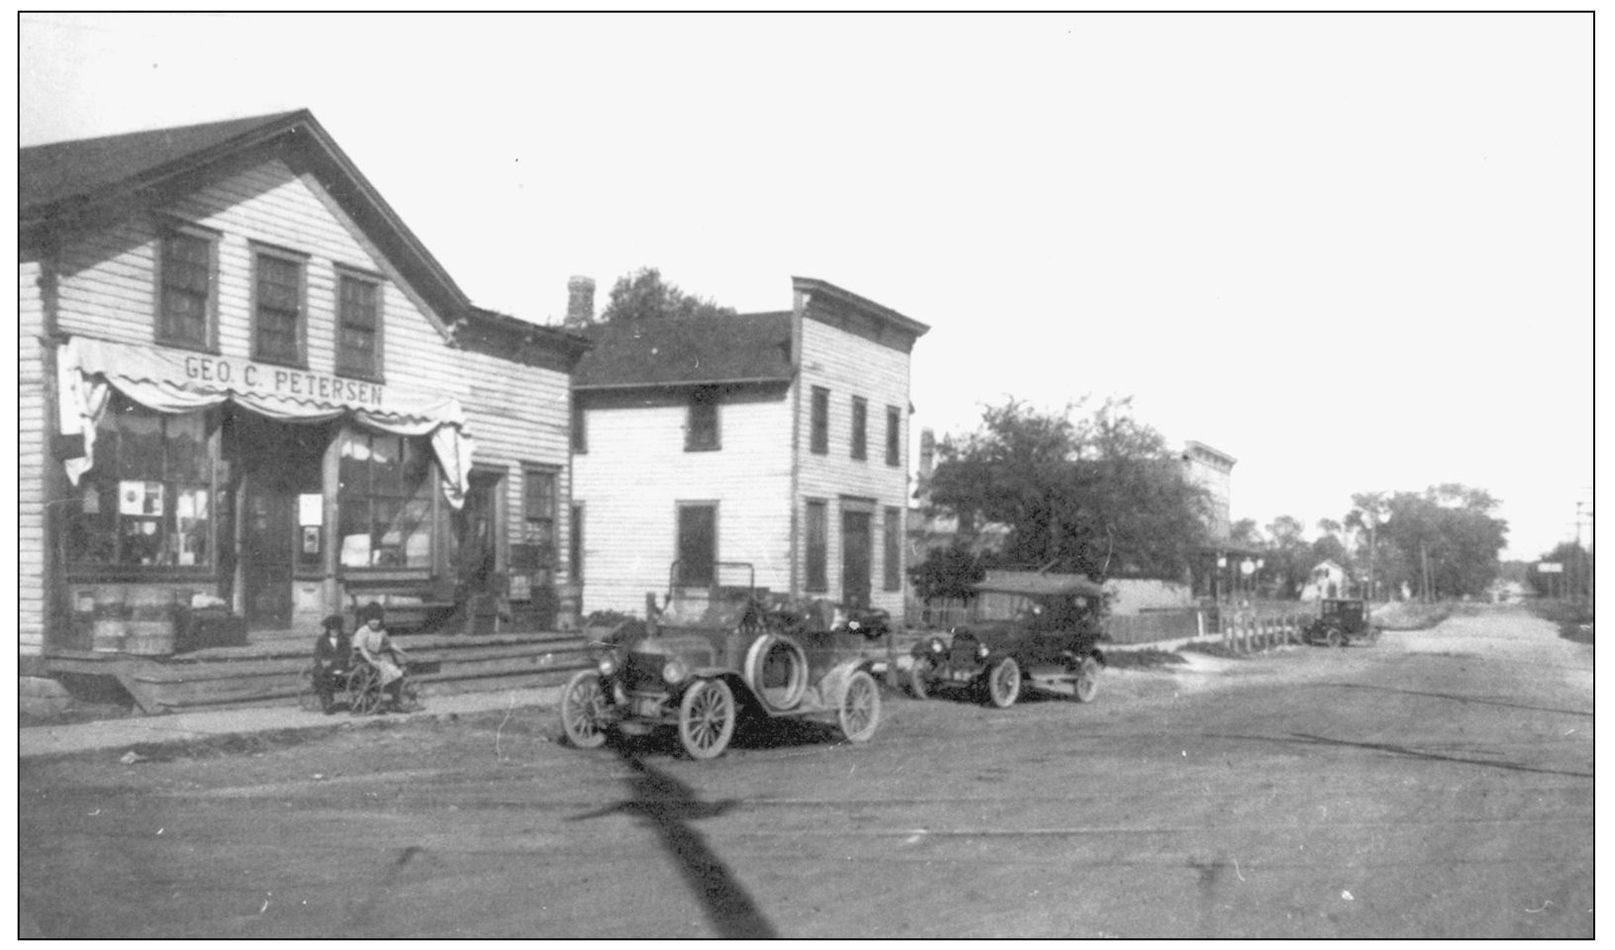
908,574,1106,707
558,562,889,759
1301,598,1379,647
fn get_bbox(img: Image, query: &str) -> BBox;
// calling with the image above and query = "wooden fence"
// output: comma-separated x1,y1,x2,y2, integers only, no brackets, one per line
908,595,1312,651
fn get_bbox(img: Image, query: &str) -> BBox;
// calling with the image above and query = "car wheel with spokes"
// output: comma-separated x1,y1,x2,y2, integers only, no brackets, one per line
1073,655,1101,703
838,670,882,742
1325,628,1344,648
907,657,933,700
678,678,736,760
559,670,610,749
986,657,1022,708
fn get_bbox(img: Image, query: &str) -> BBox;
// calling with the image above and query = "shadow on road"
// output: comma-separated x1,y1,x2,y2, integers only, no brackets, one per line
1318,681,1593,719
569,745,779,938
1284,732,1592,779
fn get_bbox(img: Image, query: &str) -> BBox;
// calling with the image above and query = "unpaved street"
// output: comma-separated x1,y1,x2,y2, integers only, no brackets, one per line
19,606,1593,938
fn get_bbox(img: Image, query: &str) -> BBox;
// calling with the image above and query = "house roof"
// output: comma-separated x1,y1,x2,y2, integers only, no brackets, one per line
573,311,794,390
19,109,590,365
20,111,308,215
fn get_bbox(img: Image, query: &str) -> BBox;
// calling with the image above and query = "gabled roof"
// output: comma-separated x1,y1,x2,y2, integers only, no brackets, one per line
573,311,794,390
21,111,308,215
18,109,592,364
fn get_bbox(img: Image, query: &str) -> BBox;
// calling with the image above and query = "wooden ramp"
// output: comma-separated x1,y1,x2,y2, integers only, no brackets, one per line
44,631,594,715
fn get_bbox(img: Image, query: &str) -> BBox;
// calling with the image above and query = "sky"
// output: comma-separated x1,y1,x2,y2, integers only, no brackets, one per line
16,11,1594,562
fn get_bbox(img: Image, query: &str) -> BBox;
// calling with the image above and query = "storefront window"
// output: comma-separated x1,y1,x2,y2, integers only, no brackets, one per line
338,430,436,569
66,397,214,570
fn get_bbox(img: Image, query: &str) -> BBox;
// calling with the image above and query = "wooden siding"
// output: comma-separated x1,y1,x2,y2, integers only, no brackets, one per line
794,312,913,616
574,390,793,616
37,155,575,628
20,260,48,655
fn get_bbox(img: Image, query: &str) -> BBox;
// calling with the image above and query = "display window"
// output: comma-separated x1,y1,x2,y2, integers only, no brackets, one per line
338,430,436,569
65,396,215,571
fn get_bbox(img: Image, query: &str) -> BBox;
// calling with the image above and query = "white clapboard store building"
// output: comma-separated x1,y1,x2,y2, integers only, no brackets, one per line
19,110,588,692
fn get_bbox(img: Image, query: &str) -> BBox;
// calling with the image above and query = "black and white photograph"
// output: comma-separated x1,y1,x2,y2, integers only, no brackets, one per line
17,11,1593,939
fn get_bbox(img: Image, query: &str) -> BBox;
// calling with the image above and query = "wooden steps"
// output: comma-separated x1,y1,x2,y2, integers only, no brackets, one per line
45,633,596,715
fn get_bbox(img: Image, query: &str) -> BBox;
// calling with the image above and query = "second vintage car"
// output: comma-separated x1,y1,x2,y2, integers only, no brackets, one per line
558,562,890,759
908,574,1107,707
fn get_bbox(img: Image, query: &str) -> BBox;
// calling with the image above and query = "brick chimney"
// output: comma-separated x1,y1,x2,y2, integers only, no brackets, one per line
564,276,595,328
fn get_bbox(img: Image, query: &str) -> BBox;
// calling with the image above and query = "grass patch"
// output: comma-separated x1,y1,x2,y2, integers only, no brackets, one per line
1530,600,1594,646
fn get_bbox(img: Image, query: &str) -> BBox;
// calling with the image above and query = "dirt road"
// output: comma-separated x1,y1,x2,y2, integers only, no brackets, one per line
19,606,1592,938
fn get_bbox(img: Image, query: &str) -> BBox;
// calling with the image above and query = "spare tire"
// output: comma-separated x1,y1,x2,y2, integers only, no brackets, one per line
744,633,808,711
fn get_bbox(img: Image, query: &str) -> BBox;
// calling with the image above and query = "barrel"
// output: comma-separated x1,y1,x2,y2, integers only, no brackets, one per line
91,618,127,653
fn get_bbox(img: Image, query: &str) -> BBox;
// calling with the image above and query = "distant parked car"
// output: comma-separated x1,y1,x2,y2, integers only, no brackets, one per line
908,575,1106,707
1301,598,1379,647
558,562,888,759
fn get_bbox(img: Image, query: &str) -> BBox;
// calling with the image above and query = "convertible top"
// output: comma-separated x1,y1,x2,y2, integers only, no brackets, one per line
974,572,1105,598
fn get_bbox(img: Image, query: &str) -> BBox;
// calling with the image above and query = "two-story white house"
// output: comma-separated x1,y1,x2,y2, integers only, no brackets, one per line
571,278,928,618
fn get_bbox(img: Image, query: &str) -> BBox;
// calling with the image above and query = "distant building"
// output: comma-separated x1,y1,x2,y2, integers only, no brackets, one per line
1179,441,1237,543
1300,560,1351,601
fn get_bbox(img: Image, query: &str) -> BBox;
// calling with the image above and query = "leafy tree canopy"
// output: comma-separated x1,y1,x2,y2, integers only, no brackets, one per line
599,267,737,323
926,397,1212,580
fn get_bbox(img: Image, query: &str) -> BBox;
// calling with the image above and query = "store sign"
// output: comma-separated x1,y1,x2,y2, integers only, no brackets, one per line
178,353,385,409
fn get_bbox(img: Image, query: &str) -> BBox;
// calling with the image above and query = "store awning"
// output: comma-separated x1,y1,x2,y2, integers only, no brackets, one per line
58,336,475,507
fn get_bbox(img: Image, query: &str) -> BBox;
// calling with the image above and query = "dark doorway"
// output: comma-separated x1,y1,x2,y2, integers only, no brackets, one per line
241,479,295,627
229,411,329,630
841,509,872,610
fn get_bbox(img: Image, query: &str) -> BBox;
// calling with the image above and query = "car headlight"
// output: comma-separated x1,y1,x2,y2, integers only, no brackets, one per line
596,653,618,677
976,643,991,659
662,659,688,686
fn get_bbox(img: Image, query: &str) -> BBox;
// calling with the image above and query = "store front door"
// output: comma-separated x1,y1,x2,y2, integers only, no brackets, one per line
242,477,295,628
231,412,330,630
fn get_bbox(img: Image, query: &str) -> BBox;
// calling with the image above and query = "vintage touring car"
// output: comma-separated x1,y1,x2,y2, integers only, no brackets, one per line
1301,597,1380,647
908,574,1107,707
558,563,891,759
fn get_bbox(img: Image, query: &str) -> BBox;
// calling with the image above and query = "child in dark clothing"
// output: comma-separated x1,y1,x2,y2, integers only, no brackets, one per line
312,614,351,714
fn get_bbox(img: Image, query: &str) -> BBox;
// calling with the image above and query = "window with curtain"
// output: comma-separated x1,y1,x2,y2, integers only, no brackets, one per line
524,467,558,550
65,396,214,571
338,430,435,568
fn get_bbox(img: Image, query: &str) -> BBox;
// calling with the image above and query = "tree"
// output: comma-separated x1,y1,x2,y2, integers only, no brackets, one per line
927,397,1212,580
1369,484,1508,600
907,542,988,604
1262,515,1314,599
1529,542,1591,599
598,267,737,323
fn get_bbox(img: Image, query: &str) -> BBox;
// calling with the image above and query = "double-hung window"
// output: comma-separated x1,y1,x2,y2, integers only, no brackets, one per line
884,506,903,591
65,395,214,571
805,499,828,592
886,406,902,467
157,226,216,349
851,397,868,461
336,271,382,379
676,502,718,587
523,467,558,550
810,386,830,455
686,387,720,451
338,431,436,569
253,246,306,366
